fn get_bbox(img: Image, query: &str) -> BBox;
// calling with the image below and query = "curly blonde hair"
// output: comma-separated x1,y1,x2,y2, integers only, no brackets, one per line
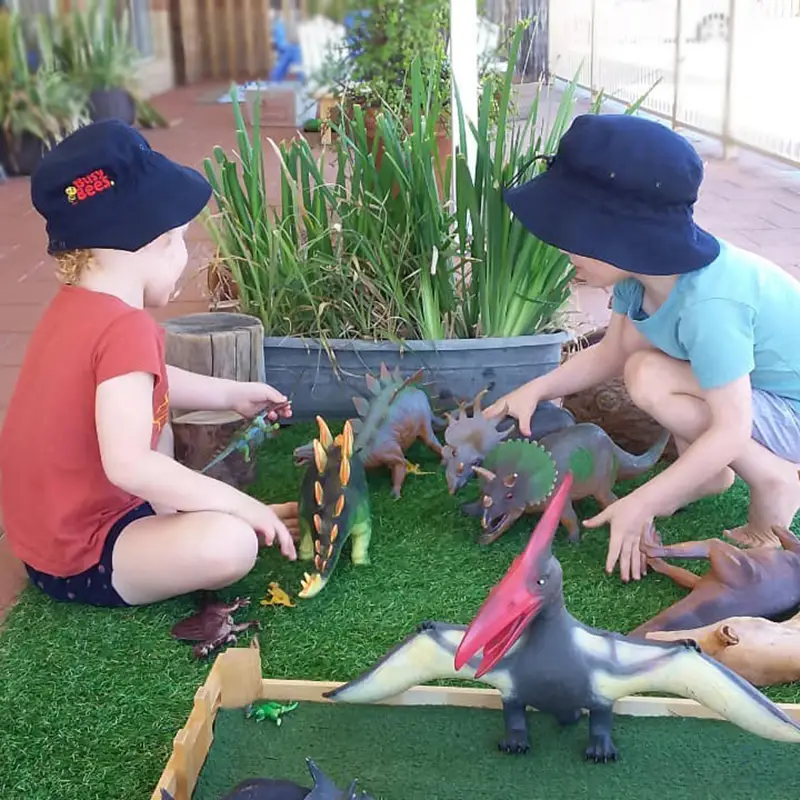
54,249,95,285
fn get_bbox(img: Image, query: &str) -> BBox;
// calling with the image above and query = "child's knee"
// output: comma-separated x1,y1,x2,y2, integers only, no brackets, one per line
623,350,666,410
199,515,258,582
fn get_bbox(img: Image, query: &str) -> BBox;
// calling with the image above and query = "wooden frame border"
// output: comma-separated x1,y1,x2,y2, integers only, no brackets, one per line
151,637,800,800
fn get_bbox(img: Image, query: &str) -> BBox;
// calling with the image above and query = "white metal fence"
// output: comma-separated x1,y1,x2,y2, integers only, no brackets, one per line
548,0,800,165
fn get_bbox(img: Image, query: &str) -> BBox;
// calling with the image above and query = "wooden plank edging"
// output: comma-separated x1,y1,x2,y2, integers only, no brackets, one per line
151,638,800,798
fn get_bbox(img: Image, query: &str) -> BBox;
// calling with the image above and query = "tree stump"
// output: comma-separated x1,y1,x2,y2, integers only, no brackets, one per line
162,312,266,383
561,326,679,461
172,410,256,490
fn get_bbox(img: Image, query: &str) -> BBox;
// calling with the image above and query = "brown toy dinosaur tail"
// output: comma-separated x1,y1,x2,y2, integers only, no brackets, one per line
613,428,671,480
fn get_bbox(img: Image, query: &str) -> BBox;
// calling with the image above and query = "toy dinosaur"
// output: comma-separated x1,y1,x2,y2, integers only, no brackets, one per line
170,595,260,658
160,758,375,800
628,525,800,637
460,422,670,545
645,610,800,687
294,364,443,498
440,388,576,494
245,699,299,724
297,417,372,599
324,473,800,763
200,400,290,474
260,581,296,608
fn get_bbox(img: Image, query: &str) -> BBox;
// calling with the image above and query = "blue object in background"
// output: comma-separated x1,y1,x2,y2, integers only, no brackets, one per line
343,10,370,58
268,17,303,82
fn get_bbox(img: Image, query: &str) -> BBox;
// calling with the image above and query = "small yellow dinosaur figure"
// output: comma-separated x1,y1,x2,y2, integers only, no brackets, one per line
259,581,295,608
405,460,434,476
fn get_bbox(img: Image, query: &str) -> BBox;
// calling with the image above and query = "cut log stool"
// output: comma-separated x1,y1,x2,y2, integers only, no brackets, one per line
162,312,266,383
172,410,257,491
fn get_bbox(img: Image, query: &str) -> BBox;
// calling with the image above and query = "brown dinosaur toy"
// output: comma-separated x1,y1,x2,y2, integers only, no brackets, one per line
440,388,576,495
461,422,670,545
171,595,260,658
644,610,800,687
294,364,444,498
629,525,800,638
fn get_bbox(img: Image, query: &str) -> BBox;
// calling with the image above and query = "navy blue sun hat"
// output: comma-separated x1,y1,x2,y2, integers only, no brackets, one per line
503,114,720,276
30,119,212,254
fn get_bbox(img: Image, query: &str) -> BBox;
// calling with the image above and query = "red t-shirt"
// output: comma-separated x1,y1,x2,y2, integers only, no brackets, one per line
0,285,170,577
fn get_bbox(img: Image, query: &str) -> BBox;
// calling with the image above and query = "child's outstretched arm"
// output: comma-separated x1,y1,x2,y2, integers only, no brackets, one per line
166,365,291,420
95,370,296,559
484,310,630,435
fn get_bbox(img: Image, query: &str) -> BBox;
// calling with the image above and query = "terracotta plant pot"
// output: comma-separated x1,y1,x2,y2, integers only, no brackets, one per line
337,102,451,197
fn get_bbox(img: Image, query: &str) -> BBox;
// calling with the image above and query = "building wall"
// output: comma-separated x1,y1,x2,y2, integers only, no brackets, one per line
134,0,176,98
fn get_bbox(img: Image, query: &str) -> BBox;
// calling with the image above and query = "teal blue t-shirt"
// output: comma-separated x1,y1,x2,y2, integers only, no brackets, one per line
612,239,800,413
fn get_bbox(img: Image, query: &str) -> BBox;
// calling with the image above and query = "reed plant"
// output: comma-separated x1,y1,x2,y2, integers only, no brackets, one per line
203,22,651,347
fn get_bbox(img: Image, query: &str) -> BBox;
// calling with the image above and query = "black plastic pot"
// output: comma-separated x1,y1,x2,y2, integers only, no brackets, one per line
89,88,136,125
0,131,45,177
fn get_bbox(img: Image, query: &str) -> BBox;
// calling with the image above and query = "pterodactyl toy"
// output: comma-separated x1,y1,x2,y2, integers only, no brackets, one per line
324,473,800,763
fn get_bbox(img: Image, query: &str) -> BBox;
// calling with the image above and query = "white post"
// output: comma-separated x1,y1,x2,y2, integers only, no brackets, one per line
449,0,479,185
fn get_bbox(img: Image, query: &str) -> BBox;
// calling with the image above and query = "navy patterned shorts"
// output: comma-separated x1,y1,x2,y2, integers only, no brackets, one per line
24,502,156,608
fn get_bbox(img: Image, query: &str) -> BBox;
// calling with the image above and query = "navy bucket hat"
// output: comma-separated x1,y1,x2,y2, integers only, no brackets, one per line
31,119,212,255
503,114,720,276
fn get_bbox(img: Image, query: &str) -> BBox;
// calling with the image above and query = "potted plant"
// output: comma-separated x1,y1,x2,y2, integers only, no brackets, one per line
39,0,156,126
201,24,648,419
0,10,90,177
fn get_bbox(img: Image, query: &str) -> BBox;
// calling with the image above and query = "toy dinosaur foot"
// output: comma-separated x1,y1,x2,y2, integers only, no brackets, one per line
584,734,617,763
497,733,530,755
723,524,782,549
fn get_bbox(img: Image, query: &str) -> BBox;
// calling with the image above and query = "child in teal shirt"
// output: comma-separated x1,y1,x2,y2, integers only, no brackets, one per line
487,113,800,582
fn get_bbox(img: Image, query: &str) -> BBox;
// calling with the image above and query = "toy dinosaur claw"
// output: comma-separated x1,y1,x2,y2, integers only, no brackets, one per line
584,735,617,763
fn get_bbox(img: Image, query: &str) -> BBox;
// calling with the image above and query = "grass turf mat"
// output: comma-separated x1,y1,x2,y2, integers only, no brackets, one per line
194,703,795,799
1,420,799,799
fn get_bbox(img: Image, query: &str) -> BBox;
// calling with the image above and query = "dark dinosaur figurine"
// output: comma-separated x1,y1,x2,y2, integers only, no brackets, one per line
461,422,671,545
160,758,374,800
628,524,800,637
440,388,576,494
294,364,443,498
324,473,800,762
170,595,260,658
296,417,372,599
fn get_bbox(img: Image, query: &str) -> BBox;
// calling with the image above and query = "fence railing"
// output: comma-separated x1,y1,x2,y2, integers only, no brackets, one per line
547,0,800,166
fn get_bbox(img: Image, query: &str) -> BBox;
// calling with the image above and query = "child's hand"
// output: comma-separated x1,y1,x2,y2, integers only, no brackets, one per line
484,384,541,437
583,494,652,582
231,382,293,421
243,499,297,560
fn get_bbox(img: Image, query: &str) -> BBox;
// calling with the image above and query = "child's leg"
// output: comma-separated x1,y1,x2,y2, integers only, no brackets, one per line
111,510,260,605
624,349,800,547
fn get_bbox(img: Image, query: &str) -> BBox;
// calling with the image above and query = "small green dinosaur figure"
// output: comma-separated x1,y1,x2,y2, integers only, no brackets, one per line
244,699,299,725
200,402,287,474
297,417,372,599
462,422,671,545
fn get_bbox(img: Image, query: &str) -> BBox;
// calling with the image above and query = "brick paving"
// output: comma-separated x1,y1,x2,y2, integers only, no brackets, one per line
2,81,800,621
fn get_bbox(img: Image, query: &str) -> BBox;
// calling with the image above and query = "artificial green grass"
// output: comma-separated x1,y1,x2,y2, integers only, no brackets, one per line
193,703,796,799
0,420,798,799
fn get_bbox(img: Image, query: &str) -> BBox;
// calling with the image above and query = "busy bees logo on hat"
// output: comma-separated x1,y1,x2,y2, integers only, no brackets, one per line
64,168,115,205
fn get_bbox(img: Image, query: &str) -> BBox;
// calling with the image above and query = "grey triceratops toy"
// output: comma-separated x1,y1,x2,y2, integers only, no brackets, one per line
160,757,375,800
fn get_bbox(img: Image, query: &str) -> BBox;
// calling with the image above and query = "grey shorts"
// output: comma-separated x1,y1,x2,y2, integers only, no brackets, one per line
751,388,800,463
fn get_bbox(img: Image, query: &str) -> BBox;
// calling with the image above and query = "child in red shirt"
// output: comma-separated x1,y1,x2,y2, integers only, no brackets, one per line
0,120,298,607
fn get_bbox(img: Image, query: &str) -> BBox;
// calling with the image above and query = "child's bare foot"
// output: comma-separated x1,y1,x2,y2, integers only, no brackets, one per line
723,478,800,549
270,501,300,540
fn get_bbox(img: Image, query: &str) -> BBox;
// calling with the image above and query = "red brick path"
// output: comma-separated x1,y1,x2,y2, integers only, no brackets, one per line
2,83,800,620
